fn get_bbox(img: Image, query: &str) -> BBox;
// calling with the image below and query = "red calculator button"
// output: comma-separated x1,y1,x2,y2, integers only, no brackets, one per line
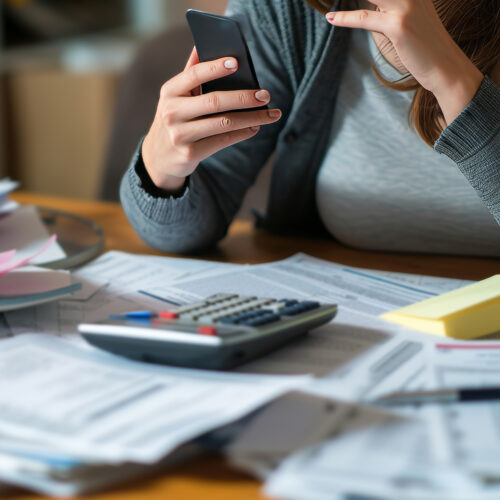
198,326,218,336
159,311,179,320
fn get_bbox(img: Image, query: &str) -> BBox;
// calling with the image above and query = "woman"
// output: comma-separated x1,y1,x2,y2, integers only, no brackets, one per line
121,0,500,256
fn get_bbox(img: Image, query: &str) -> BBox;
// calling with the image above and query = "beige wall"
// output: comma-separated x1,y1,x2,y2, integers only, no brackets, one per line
7,70,118,199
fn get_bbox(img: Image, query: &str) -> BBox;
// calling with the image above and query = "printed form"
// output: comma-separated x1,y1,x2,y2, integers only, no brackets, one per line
0,334,307,465
428,343,500,478
147,253,466,399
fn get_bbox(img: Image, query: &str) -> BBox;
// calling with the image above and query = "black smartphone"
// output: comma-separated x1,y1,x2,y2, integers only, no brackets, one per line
185,9,266,107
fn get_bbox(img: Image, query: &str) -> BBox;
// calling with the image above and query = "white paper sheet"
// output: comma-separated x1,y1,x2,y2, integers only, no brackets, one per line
0,266,71,296
264,407,498,500
149,254,437,400
228,391,397,478
0,440,200,497
427,343,500,478
0,334,308,464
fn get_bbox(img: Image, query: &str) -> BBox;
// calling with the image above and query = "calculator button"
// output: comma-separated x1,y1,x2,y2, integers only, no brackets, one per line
280,305,301,316
219,317,239,325
205,294,239,304
198,326,218,336
280,301,320,316
243,314,281,327
159,311,179,320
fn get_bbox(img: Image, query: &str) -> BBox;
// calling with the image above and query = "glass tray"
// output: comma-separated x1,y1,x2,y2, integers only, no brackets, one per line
37,206,105,269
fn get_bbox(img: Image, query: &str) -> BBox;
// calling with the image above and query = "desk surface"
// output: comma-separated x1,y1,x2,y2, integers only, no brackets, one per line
5,192,500,500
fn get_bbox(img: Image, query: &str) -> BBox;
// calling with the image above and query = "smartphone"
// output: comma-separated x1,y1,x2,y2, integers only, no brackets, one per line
186,9,266,108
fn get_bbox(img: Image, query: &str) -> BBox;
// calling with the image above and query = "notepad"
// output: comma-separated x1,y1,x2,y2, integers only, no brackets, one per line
380,275,500,340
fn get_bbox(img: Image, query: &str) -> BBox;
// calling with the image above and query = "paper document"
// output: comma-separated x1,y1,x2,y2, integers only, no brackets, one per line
0,266,71,297
264,407,497,500
428,343,500,478
0,234,57,278
0,178,19,215
0,205,66,264
0,178,18,198
0,265,81,313
0,335,307,464
3,251,234,338
228,392,397,478
148,253,442,316
0,439,200,497
145,253,433,400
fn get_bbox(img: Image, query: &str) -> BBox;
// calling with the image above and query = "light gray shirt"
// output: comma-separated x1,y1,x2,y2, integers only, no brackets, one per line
316,28,500,256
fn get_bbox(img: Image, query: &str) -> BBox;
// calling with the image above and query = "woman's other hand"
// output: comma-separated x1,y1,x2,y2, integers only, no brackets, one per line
326,0,484,125
142,48,282,192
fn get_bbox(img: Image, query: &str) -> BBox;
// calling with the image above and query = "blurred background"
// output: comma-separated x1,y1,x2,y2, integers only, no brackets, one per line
0,0,229,201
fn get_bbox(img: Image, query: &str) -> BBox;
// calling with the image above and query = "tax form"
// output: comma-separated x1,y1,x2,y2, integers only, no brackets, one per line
427,343,500,478
260,343,500,500
263,407,497,500
148,253,462,399
0,335,307,465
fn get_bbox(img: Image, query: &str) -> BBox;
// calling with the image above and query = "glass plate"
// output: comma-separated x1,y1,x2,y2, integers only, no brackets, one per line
37,206,105,269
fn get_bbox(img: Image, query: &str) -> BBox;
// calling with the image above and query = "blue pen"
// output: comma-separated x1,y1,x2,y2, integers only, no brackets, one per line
109,311,157,320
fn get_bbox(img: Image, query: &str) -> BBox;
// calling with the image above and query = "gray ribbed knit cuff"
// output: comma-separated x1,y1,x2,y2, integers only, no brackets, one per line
434,75,500,163
124,142,203,226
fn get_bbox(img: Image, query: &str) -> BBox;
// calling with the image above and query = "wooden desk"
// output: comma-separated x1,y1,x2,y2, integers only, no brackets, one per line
5,192,500,500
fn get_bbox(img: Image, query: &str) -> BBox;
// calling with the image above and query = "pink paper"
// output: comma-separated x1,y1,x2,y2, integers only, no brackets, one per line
0,250,15,265
0,235,57,278
0,267,71,297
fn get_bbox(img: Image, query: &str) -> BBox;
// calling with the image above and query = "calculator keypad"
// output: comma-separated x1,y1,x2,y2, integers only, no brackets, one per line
173,295,321,331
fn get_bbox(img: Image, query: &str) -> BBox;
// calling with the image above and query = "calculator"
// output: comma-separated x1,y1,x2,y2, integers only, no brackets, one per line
78,294,338,370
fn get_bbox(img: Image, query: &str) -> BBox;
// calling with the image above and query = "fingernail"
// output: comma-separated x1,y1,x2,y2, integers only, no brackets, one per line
224,59,237,69
268,109,281,119
255,90,270,102
326,13,335,22
250,126,260,132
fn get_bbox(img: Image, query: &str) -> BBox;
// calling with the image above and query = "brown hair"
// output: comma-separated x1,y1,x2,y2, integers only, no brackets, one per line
305,0,500,145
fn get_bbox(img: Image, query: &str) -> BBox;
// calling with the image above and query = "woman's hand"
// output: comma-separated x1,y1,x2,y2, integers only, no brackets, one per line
142,49,282,192
326,0,484,125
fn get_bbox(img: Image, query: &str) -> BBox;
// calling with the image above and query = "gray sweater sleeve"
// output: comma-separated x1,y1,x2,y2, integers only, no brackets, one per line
434,75,500,224
120,0,294,254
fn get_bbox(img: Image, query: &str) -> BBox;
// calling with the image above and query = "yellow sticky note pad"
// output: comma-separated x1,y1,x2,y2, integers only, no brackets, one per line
380,275,500,340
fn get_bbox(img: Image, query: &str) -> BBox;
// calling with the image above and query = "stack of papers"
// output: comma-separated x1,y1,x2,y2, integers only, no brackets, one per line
259,342,500,500
0,178,19,216
0,250,498,498
0,235,80,312
0,334,306,496
0,202,77,312
0,205,67,265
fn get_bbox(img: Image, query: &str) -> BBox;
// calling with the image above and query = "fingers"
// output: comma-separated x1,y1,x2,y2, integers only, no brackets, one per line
173,109,282,143
326,10,388,32
173,89,272,121
192,127,263,162
184,47,199,71
164,57,239,97
183,47,202,96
